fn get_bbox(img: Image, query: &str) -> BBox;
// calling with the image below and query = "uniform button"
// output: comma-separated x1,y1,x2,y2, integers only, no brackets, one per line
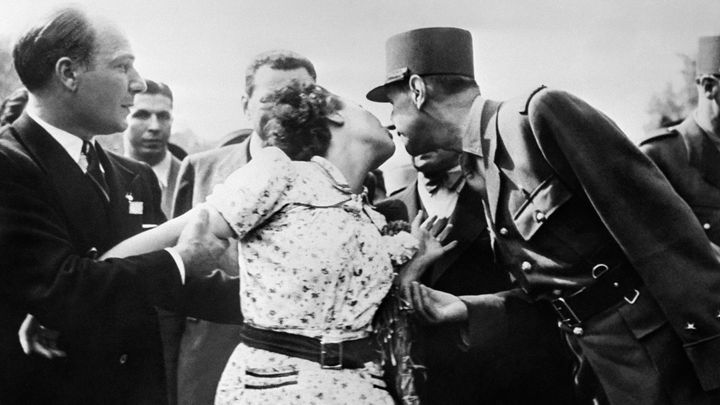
685,322,696,331
572,326,584,336
521,261,532,272
119,354,128,364
552,289,563,297
703,223,711,230
499,227,509,236
86,247,99,259
534,211,546,222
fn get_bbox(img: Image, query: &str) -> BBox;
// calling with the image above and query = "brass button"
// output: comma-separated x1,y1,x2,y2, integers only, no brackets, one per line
534,211,546,222
703,223,711,230
119,354,128,364
572,326,584,336
521,261,532,272
499,227,509,236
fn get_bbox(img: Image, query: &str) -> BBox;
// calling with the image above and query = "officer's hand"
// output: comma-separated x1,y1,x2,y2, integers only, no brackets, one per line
18,314,66,359
175,207,230,277
408,282,468,324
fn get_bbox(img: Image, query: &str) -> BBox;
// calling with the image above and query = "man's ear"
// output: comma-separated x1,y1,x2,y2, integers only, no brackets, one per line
55,57,80,91
408,74,427,110
326,111,345,126
699,76,719,100
241,93,250,116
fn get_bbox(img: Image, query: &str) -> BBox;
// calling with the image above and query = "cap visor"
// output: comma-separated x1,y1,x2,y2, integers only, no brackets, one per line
366,84,389,103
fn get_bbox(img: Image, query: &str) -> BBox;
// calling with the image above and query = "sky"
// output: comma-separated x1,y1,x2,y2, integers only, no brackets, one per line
1,0,719,167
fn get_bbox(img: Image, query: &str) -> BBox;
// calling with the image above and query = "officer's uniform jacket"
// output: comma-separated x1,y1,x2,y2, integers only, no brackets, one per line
639,115,720,246
460,87,720,391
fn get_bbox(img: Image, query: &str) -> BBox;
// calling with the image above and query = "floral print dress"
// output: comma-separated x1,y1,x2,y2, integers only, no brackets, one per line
206,147,406,405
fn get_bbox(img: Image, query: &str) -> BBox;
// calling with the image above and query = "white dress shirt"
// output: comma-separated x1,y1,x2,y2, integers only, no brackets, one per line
416,166,464,219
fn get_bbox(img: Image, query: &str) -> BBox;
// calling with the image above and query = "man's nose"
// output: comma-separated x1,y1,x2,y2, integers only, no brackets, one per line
128,68,147,94
147,114,160,130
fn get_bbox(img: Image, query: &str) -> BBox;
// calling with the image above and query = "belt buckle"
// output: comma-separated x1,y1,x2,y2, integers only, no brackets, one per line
551,297,582,327
320,340,343,369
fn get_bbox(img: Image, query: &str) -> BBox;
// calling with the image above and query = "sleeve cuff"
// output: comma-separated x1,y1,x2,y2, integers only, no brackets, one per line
164,247,186,284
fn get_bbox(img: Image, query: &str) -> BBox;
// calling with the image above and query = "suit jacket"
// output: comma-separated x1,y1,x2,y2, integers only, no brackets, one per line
169,140,249,405
0,114,182,405
639,116,720,245
462,88,720,393
160,154,182,218
389,180,574,404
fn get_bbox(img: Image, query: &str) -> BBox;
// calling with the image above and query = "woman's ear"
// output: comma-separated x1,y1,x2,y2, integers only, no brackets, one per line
408,74,427,110
56,57,79,91
326,111,345,126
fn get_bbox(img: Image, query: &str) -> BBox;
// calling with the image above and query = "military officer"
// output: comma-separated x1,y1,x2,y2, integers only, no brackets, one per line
640,35,720,248
367,27,720,404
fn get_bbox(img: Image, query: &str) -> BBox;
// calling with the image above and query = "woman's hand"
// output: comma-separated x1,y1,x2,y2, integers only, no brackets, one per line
397,211,458,287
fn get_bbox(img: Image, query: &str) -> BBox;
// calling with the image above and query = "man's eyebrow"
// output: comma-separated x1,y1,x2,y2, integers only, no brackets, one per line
110,54,135,64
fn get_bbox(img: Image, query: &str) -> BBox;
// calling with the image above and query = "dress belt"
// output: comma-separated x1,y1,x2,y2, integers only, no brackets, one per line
239,324,380,369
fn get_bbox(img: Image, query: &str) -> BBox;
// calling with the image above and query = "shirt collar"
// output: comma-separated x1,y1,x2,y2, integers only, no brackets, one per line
248,131,264,159
460,95,486,157
26,107,89,169
151,152,173,188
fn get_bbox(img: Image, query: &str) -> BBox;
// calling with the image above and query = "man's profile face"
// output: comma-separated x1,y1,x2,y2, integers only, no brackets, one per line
73,21,146,136
387,86,439,156
244,66,315,134
126,93,173,165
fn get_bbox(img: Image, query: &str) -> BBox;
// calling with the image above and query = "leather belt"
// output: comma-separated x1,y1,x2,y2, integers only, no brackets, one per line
550,257,642,329
239,324,379,369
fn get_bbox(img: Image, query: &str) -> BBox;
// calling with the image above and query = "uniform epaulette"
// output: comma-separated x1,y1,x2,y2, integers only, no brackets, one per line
638,127,679,146
520,85,547,115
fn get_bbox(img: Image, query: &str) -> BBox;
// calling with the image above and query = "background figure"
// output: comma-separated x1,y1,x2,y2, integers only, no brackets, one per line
0,7,226,404
368,27,720,404
123,79,180,218
0,87,28,125
169,49,317,405
640,35,720,248
387,149,574,404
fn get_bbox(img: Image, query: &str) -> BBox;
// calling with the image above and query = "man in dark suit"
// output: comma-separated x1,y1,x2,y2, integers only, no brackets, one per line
388,149,573,404
0,8,226,404
169,49,317,405
640,36,720,247
368,27,720,404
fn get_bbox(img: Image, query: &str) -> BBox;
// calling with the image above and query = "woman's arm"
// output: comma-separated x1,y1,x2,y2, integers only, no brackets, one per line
101,204,234,259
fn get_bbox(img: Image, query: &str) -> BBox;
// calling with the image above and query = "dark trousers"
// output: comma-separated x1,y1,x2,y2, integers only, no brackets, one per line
571,286,720,405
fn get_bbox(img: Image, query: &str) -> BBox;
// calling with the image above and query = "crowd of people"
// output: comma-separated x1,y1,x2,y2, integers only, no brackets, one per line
1,5,720,405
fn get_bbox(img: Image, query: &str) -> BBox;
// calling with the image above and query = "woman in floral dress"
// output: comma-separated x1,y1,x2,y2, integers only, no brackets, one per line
103,82,454,404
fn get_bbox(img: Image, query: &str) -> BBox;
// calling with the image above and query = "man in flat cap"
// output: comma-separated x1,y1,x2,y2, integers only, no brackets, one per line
368,27,720,404
639,35,720,248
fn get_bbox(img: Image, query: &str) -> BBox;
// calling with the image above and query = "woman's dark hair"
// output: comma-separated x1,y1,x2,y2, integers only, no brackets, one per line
259,82,342,161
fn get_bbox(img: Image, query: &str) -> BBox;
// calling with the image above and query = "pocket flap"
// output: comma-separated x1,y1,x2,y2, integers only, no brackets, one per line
512,176,572,241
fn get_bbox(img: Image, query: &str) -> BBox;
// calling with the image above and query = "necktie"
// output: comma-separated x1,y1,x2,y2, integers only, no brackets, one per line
81,141,110,202
424,170,464,194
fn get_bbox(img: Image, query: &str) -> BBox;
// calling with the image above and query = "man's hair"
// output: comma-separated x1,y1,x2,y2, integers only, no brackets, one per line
13,8,96,92
259,81,340,161
245,50,317,97
386,74,479,99
143,79,173,105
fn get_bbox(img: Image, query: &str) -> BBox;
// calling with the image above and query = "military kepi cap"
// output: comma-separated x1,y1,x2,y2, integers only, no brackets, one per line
366,27,474,102
698,35,720,75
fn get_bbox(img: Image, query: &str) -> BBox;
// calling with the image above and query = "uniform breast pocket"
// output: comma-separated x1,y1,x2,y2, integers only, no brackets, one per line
244,365,299,390
512,175,573,241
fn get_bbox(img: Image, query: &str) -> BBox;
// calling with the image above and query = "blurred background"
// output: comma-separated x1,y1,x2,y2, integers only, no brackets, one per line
0,0,717,191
